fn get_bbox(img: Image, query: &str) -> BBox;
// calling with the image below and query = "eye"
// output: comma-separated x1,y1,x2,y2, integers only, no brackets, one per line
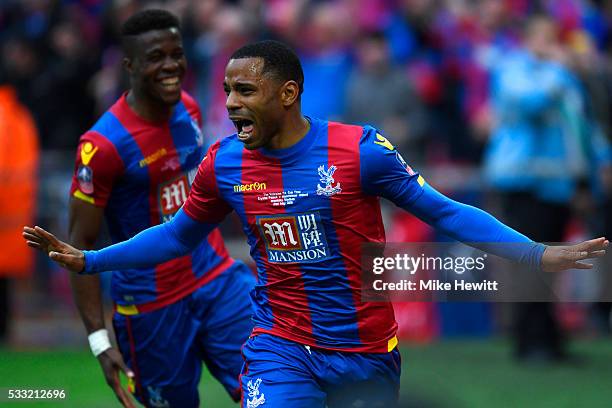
173,49,184,59
239,87,255,96
147,52,163,62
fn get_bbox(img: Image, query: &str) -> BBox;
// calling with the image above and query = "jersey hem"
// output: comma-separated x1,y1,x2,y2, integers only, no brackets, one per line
114,256,234,314
251,326,397,354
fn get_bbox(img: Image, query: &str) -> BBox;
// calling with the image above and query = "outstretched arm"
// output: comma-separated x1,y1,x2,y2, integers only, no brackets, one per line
410,183,608,271
25,140,232,273
410,183,544,266
23,208,215,274
359,128,607,271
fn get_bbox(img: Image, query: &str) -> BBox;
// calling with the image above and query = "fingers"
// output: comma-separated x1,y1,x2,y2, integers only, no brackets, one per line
23,231,42,242
22,227,47,250
33,226,61,247
25,241,43,250
117,358,135,379
576,237,609,252
109,373,135,408
572,261,593,270
48,252,82,272
589,250,607,258
48,252,72,263
23,226,40,236
113,384,136,408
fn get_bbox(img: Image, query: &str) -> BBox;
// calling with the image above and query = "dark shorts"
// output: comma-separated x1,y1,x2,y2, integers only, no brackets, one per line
113,261,255,408
240,333,401,408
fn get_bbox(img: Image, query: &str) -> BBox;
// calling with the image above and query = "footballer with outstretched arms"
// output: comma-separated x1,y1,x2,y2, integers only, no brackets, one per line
26,40,607,407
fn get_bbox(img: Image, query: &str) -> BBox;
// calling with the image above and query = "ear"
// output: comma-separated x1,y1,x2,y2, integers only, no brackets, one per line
280,80,300,107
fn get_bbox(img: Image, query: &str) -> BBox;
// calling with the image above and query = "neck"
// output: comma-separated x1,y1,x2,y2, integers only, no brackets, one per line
126,89,173,122
266,111,310,150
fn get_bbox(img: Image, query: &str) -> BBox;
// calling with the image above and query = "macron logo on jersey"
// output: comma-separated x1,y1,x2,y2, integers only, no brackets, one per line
234,181,267,193
257,212,331,263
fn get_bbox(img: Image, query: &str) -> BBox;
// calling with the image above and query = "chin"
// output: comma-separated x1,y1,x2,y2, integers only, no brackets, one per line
163,94,182,105
242,140,261,150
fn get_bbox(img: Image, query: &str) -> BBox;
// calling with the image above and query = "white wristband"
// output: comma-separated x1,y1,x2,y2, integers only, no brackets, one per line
88,329,112,357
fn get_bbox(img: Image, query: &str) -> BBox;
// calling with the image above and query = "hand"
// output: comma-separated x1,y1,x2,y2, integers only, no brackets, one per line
22,226,85,272
98,348,136,408
541,237,608,272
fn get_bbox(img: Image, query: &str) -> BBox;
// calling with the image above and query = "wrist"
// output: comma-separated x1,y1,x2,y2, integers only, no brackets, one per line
81,250,95,274
533,243,547,269
88,328,112,357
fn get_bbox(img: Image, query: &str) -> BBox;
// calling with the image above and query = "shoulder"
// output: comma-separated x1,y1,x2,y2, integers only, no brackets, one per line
327,119,366,142
89,105,133,147
78,106,125,165
77,129,123,167
205,135,239,159
218,133,243,152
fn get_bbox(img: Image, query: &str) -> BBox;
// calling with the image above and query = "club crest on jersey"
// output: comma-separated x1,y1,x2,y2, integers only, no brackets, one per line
76,164,94,194
316,165,341,196
246,378,265,408
146,386,170,408
161,157,181,172
158,175,189,222
256,212,331,263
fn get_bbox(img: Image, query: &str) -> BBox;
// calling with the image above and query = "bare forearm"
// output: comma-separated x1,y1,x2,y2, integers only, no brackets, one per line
70,274,105,333
68,199,107,334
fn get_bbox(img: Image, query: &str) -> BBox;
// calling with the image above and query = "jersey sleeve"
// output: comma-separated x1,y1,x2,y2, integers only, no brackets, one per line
359,126,425,208
182,140,233,223
69,131,124,207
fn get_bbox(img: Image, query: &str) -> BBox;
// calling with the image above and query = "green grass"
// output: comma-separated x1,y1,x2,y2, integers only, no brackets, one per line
1,339,611,407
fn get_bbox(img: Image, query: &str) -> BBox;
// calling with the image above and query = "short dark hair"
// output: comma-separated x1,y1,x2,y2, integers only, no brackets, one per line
121,9,180,38
230,40,304,95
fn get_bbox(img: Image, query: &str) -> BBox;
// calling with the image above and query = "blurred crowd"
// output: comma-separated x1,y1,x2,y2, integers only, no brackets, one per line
0,0,609,158
2,0,612,345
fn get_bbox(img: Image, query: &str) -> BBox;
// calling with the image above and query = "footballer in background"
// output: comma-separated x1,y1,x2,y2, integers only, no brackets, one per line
67,9,254,408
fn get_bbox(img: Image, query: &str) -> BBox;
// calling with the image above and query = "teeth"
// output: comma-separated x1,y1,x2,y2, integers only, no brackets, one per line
161,77,179,85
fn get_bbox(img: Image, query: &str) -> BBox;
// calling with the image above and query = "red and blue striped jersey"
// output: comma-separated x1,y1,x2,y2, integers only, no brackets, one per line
70,92,234,311
183,117,424,352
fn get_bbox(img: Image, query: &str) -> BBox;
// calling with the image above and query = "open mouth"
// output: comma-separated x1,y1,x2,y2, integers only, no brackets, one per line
232,119,255,141
159,76,181,91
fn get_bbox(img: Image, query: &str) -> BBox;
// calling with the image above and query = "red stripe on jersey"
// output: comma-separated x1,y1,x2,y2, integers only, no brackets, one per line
242,149,314,339
206,228,231,259
181,90,203,127
183,141,233,223
128,256,233,313
110,98,196,299
327,122,397,350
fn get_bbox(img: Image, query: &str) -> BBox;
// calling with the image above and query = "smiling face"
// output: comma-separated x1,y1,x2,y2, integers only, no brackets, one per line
224,57,290,150
124,27,186,106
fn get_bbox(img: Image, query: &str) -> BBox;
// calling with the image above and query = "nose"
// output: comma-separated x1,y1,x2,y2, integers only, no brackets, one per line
226,90,241,111
161,56,180,72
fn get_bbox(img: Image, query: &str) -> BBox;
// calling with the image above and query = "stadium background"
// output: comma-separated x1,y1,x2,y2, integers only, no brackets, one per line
1,0,612,406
